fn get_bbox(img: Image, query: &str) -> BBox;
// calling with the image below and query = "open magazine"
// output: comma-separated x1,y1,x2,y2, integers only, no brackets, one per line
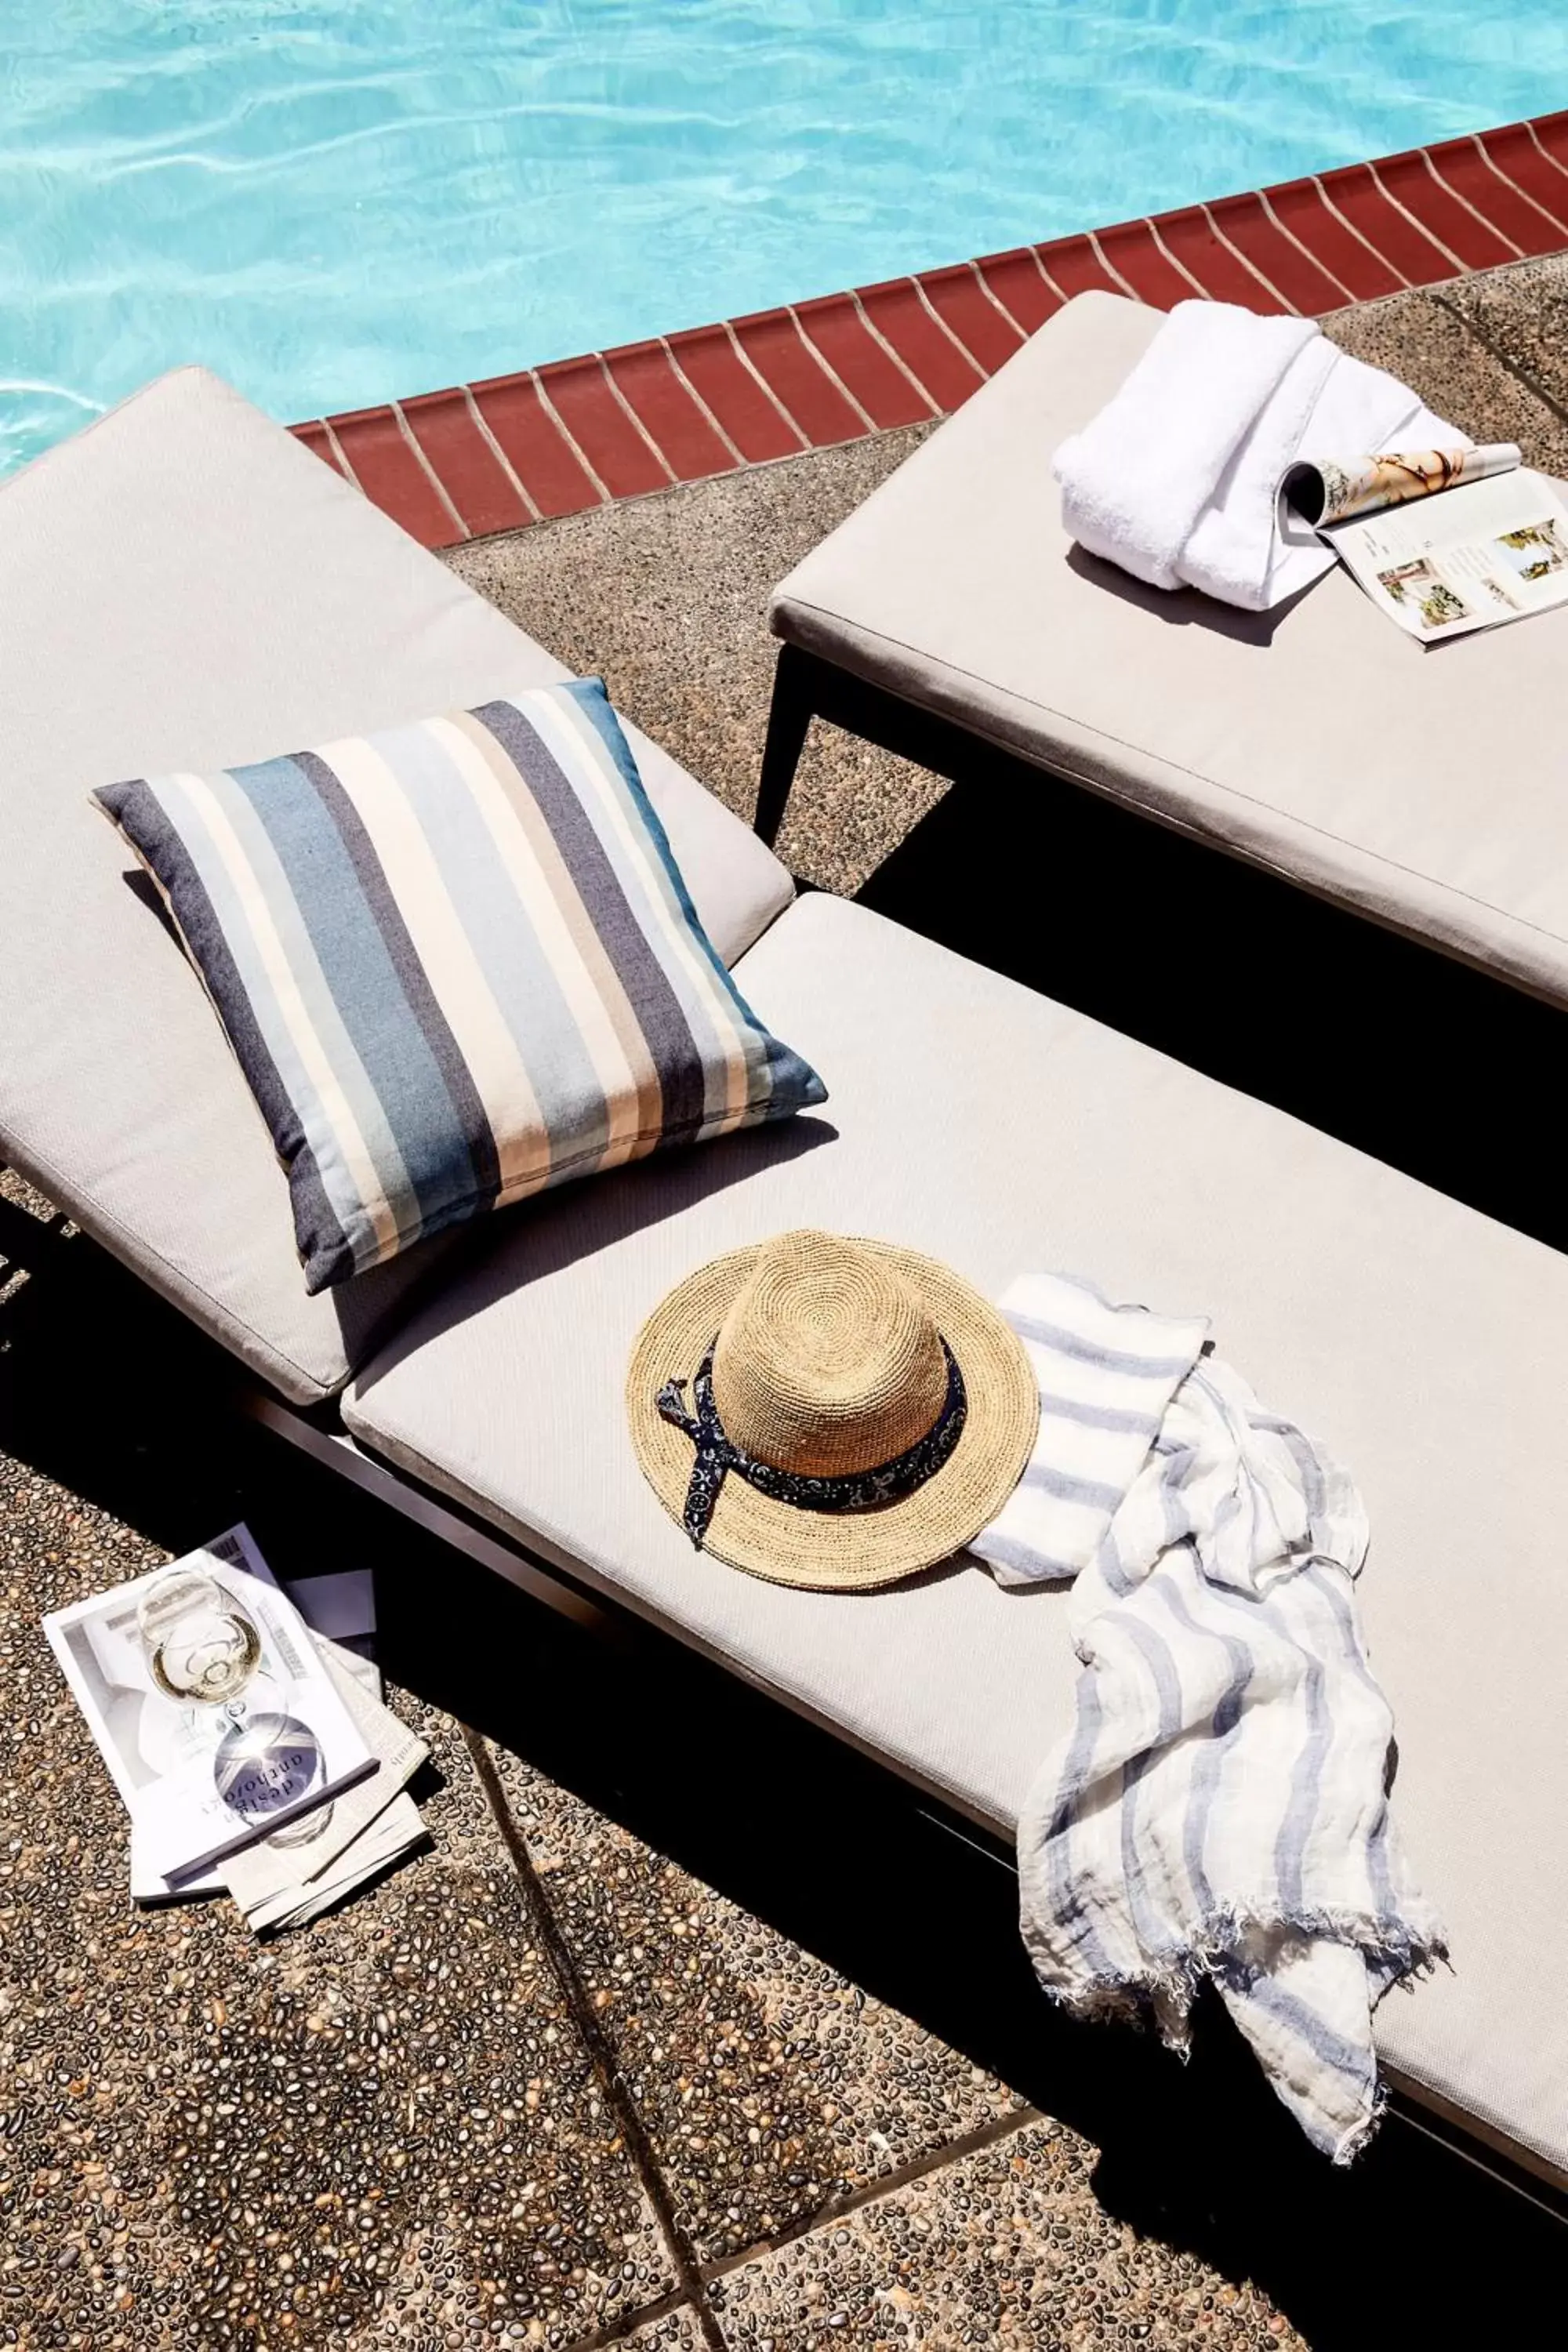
1325,469,1568,643
126,1531,430,1925
1283,444,1568,643
44,1528,376,1882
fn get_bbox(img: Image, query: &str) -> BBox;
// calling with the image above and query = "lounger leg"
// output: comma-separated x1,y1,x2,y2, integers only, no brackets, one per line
754,644,815,849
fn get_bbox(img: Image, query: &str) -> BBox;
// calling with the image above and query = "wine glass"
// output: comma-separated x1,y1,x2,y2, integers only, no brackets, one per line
214,1713,328,1831
136,1564,263,1724
136,1563,327,1828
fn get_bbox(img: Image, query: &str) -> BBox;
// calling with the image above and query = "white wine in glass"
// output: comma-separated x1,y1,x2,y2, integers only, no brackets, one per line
137,1565,263,1713
136,1561,330,1830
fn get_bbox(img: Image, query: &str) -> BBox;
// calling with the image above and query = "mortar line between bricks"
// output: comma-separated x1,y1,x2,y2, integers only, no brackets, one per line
1426,282,1568,430
699,2103,1047,2284
463,1724,732,2352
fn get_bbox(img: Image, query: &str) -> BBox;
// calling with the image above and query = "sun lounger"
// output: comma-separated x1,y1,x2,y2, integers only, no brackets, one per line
2,373,1564,2196
761,289,1568,1012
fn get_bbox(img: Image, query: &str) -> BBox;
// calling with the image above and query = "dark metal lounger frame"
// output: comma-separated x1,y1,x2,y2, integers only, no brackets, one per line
754,641,1048,855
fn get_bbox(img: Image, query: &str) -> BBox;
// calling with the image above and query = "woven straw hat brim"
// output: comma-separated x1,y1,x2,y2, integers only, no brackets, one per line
626,1240,1040,1592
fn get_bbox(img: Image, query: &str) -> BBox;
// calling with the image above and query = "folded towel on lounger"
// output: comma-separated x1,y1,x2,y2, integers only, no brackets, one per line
972,1272,1446,2162
1052,299,1465,612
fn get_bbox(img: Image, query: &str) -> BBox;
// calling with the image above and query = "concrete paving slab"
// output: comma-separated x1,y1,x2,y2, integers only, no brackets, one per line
1438,250,1568,423
0,1455,673,2352
485,1745,1022,2268
1323,281,1568,472
619,2303,710,2350
706,2118,1305,2350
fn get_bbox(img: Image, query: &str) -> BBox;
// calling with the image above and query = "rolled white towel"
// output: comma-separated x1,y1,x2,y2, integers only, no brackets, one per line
1054,299,1466,613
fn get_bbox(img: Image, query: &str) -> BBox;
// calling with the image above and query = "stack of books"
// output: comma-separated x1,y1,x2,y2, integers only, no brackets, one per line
44,1525,429,1933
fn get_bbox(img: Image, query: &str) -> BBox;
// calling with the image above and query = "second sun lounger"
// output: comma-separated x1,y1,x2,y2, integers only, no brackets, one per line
762,289,1568,1012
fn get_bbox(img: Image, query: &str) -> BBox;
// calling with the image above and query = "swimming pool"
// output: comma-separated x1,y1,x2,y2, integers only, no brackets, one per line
3,1,1565,475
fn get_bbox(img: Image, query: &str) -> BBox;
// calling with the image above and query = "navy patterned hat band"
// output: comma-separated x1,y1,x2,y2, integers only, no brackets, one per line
655,1336,968,1549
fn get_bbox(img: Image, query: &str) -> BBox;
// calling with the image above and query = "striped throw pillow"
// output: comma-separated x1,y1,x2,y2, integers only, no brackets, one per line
96,679,826,1294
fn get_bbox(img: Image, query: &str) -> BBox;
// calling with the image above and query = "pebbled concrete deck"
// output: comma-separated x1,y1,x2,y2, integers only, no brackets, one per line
5,254,1568,2351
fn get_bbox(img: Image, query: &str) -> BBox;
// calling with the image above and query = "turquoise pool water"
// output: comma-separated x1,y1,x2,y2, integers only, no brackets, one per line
3,1,1565,474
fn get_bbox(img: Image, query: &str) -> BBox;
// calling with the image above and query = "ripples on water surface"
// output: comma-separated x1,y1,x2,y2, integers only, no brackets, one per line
2,0,1565,470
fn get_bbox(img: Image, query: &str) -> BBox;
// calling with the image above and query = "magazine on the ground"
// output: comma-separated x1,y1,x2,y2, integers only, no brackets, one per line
133,1640,429,1915
243,1791,429,1933
220,1643,428,1927
123,1526,431,1928
1318,463,1568,642
129,1531,383,1901
45,1526,376,1882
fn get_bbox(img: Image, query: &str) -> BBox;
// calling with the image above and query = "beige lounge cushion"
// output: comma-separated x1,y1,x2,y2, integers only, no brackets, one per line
345,889,1568,2189
0,368,793,1404
771,290,1568,1009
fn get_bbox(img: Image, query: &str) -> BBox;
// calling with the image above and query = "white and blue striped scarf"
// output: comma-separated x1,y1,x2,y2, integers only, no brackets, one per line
971,1273,1446,2162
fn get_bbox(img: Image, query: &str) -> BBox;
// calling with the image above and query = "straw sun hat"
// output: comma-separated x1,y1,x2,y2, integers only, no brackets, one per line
626,1231,1039,1591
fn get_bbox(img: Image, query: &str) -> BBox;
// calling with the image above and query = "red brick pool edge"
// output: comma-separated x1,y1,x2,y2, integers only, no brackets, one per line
291,108,1568,552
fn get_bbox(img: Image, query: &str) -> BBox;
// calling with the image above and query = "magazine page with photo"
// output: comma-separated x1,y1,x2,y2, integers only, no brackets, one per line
1323,466,1568,642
